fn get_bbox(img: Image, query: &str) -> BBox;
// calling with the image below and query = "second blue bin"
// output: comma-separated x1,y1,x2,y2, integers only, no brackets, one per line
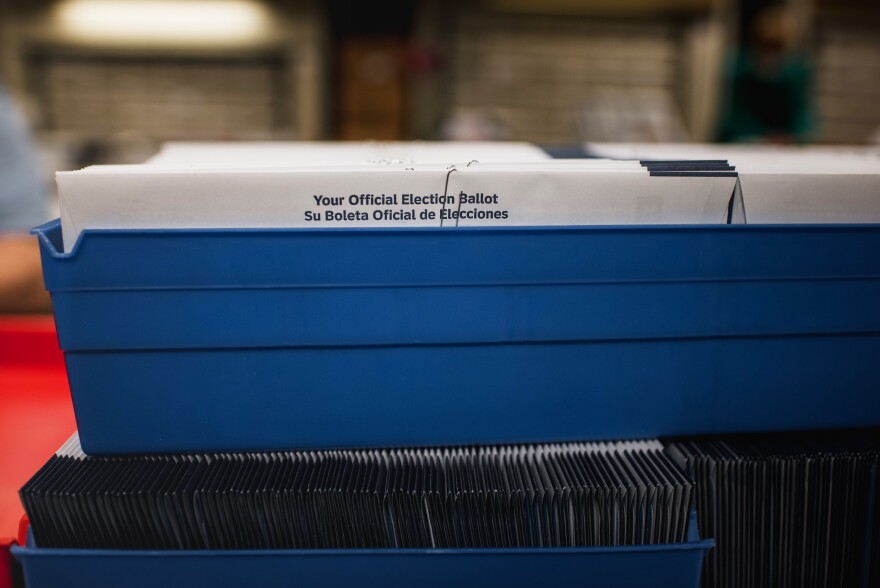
14,512,713,588
34,219,880,455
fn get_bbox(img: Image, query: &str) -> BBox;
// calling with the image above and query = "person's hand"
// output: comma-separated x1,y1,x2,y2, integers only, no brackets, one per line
0,233,51,313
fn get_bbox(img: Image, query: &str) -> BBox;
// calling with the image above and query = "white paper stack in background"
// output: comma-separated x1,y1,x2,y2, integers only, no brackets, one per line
586,142,880,223
56,146,739,252
147,141,553,166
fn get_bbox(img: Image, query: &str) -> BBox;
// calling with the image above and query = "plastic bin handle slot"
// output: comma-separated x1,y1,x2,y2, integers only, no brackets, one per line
31,220,71,259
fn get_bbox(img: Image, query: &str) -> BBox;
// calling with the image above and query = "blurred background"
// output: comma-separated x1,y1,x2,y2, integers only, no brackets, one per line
0,0,878,169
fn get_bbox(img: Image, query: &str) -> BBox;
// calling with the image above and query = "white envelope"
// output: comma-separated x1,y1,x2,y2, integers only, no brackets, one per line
444,168,737,227
57,166,454,251
585,142,880,223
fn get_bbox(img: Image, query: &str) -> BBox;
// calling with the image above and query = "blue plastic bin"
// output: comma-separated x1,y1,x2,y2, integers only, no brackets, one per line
12,513,714,588
34,219,880,455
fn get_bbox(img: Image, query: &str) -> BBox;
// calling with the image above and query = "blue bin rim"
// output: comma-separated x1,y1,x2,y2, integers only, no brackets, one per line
32,218,880,260
12,525,714,559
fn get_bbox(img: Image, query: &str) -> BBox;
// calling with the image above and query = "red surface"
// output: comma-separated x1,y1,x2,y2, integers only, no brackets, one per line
0,316,75,556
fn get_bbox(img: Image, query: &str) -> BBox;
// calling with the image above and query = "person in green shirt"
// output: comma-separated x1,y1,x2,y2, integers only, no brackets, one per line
719,5,815,143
